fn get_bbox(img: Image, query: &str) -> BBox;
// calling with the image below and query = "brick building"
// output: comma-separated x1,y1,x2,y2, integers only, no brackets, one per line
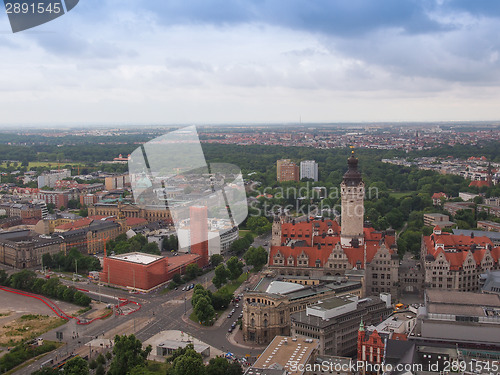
38,190,72,208
421,226,500,292
276,159,299,182
101,252,169,291
269,155,398,297
189,205,209,267
100,252,201,291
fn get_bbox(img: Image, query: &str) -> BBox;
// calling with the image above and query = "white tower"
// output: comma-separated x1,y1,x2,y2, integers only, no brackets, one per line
340,151,365,247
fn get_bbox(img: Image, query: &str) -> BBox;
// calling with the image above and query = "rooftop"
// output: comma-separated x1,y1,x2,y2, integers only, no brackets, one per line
426,290,500,316
309,295,355,311
265,281,305,295
252,336,319,375
109,252,163,265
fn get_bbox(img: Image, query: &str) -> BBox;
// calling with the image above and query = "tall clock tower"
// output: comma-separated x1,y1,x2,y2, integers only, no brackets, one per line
340,151,365,247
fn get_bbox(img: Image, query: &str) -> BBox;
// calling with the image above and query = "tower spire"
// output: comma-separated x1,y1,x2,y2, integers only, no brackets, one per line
340,150,365,247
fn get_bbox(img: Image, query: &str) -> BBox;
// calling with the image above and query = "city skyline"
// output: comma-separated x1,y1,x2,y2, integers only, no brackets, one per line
2,1,500,125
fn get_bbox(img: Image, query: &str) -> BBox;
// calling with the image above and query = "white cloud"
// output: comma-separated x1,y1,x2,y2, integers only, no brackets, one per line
1,1,500,125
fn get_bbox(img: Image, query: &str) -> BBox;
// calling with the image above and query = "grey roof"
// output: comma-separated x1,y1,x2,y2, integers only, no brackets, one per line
385,340,415,364
482,270,500,294
453,229,500,242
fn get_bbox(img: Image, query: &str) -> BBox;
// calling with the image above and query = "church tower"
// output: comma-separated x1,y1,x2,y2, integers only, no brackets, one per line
340,151,365,247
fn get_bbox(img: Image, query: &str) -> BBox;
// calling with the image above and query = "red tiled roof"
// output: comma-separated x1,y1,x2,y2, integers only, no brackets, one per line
469,180,490,188
126,217,148,227
55,217,94,230
424,233,496,270
270,219,396,268
432,192,446,199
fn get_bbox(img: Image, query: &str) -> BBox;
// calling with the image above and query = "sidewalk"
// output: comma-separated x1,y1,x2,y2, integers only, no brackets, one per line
227,326,266,351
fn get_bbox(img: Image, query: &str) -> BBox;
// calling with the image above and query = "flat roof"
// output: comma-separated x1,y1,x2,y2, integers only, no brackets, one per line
310,296,354,311
109,252,163,265
426,290,500,316
167,253,200,270
252,336,319,375
266,281,305,295
157,340,209,353
426,290,500,307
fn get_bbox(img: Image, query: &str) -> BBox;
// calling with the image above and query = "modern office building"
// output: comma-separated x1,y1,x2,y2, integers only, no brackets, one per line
300,160,318,182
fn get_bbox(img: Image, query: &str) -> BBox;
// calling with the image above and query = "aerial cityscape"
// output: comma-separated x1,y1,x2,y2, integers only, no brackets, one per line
2,1,500,375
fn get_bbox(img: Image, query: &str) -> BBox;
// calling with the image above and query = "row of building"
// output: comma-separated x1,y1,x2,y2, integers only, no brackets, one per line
277,160,319,182
245,289,500,374
241,154,500,348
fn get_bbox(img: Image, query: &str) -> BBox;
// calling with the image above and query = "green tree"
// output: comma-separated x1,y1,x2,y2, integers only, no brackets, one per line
42,253,54,269
210,254,224,267
170,347,206,375
213,264,230,288
206,357,231,375
194,297,215,324
185,263,201,281
10,270,37,291
0,269,9,285
142,242,161,255
32,368,60,375
243,246,268,271
63,356,89,375
95,364,105,375
108,334,152,375
226,256,243,280
96,353,106,365
172,273,182,284
89,360,97,370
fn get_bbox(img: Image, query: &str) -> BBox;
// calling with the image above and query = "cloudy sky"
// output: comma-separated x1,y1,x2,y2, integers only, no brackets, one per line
1,0,500,126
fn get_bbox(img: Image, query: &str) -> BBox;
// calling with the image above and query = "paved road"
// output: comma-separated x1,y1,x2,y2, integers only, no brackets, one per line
16,243,269,374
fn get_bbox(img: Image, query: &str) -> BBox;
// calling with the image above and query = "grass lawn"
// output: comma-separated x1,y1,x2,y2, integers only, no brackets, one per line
146,360,171,374
218,272,249,296
238,229,251,238
389,191,416,199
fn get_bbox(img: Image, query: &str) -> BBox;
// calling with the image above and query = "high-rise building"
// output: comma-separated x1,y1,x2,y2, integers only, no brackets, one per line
189,205,209,267
276,159,299,182
340,152,365,247
300,160,318,181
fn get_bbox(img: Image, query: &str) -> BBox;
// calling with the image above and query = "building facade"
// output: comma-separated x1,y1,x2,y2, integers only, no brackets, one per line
88,202,172,224
300,160,319,181
290,294,392,356
421,226,500,292
269,154,398,298
0,230,65,268
340,153,365,247
277,159,299,182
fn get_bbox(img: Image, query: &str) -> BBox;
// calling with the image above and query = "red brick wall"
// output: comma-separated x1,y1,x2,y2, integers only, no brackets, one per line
100,257,169,290
190,206,209,267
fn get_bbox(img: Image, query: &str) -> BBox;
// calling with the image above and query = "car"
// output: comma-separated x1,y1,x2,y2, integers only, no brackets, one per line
231,323,236,329
182,286,186,291
231,309,235,313
227,314,232,318
228,327,233,333
174,287,178,290
235,304,239,308
238,313,243,319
